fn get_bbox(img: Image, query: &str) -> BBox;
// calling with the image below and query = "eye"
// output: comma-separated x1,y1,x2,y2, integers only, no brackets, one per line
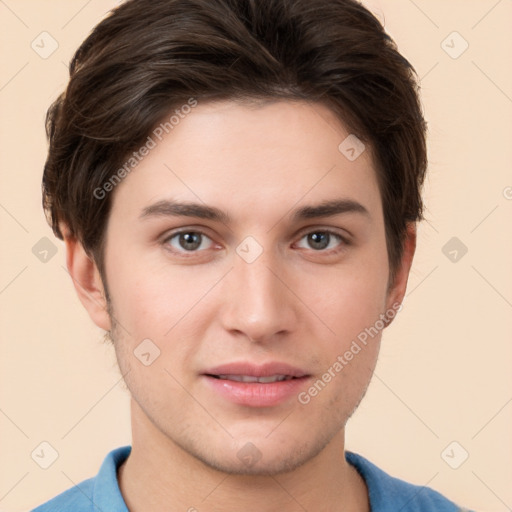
295,230,346,252
161,228,348,257
164,231,215,253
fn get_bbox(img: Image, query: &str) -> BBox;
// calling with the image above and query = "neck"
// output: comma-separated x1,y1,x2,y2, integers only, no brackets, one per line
118,399,369,512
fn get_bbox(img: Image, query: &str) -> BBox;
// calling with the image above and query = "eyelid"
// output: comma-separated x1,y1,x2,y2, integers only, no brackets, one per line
295,225,352,244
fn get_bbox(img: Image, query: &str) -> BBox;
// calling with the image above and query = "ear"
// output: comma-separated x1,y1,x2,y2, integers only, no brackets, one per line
63,234,112,331
384,223,416,325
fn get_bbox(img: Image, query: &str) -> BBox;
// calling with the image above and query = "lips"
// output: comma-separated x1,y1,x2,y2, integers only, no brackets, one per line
202,362,310,407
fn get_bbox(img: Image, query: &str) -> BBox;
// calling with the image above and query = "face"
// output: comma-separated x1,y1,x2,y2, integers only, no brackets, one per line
96,99,405,475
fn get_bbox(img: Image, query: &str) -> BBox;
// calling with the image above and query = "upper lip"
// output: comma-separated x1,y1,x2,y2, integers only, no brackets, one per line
203,362,309,378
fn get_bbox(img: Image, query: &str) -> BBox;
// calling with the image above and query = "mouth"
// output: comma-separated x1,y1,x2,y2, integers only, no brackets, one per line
206,374,300,383
201,362,310,407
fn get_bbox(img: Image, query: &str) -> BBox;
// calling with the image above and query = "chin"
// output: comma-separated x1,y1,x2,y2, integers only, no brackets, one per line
198,450,313,476
182,431,336,477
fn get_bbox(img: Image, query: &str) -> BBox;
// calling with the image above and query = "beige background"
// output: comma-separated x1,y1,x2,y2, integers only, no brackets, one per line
0,0,511,510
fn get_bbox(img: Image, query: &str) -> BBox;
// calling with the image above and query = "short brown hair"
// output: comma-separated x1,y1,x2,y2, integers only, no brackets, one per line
43,0,427,283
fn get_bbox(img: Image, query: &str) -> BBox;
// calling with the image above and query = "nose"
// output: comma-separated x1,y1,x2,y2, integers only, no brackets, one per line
218,245,299,344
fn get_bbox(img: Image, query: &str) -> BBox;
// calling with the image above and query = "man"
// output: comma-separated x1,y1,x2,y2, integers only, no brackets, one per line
33,0,472,510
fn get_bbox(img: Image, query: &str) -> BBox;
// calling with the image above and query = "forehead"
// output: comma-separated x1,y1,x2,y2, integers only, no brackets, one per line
109,99,382,223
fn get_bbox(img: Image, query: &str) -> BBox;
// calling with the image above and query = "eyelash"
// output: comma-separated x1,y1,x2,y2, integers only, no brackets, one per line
161,228,350,257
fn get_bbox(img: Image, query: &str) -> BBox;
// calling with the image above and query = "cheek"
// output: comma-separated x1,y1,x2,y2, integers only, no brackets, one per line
105,246,209,338
303,282,384,414
309,258,389,343
298,251,388,405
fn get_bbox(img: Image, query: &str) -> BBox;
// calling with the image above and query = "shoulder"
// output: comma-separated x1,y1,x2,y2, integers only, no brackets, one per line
346,451,473,512
30,446,131,512
30,478,95,512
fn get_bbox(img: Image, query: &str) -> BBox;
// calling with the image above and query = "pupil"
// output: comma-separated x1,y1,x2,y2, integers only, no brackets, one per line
309,232,329,250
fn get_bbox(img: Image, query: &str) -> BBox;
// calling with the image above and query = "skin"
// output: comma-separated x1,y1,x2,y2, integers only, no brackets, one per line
65,99,416,511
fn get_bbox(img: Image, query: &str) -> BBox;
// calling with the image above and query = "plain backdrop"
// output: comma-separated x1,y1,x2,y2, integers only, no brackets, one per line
0,0,511,510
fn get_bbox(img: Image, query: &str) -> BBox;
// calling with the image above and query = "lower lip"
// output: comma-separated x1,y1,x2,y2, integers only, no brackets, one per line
202,375,310,407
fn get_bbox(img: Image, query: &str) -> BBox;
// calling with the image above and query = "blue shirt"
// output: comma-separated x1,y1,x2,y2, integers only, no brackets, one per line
31,445,472,511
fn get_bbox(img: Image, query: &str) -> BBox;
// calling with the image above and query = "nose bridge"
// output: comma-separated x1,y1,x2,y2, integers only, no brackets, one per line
220,242,296,342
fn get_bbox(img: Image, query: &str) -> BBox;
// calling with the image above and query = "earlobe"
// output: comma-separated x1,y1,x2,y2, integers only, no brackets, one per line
64,235,112,332
385,223,417,325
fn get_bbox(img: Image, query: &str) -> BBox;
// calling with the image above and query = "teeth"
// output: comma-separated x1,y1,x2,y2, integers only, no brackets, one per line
217,374,293,383
258,375,284,383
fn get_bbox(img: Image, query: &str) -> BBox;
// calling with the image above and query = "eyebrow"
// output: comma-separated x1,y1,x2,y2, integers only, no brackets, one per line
139,198,370,224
